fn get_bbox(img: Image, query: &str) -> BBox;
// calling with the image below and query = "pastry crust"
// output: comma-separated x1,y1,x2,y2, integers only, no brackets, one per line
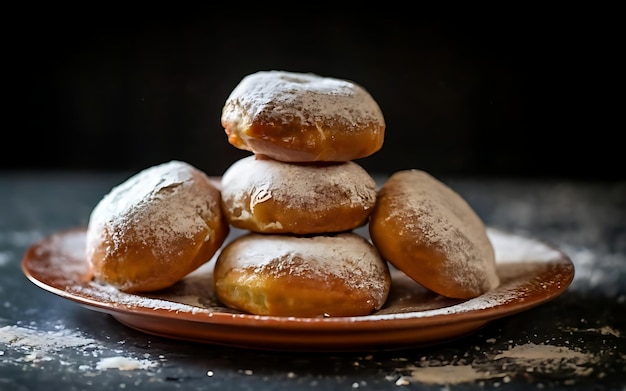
86,161,229,293
220,155,377,234
369,169,500,299
214,232,391,317
221,70,385,162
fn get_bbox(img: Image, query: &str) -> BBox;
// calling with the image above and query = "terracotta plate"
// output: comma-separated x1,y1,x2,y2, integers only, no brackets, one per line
21,228,574,352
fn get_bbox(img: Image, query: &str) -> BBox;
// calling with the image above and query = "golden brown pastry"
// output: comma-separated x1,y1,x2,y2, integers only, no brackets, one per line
369,169,499,299
221,70,385,162
214,232,391,317
220,155,377,234
86,160,229,293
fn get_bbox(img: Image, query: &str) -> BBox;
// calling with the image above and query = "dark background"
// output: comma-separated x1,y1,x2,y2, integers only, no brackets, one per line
5,7,620,180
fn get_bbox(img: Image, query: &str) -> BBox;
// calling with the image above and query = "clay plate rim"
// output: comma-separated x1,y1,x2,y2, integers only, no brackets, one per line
21,227,575,350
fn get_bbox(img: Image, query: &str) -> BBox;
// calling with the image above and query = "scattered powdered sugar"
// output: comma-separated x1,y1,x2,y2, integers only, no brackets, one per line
0,251,9,267
408,364,494,384
493,343,590,362
69,280,214,314
0,324,97,352
563,325,622,337
488,228,563,263
560,243,625,296
29,229,91,281
222,70,385,130
362,287,519,321
0,230,44,248
0,323,161,372
95,356,157,371
398,342,599,385
221,156,376,219
0,230,44,267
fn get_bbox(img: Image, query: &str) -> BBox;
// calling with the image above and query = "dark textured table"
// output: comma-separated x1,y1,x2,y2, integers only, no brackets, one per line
1,171,624,390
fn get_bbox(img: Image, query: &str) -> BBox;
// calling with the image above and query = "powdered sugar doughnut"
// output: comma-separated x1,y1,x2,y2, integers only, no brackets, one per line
214,232,391,317
86,160,229,293
220,155,377,234
369,170,500,299
221,70,385,162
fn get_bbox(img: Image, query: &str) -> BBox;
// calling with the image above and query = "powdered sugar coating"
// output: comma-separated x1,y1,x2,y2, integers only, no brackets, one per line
85,160,226,291
215,232,391,314
223,70,385,131
221,70,385,162
87,161,212,258
220,156,377,233
370,170,500,299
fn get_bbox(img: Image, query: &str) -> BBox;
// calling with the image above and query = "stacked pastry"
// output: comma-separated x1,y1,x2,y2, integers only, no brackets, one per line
214,70,392,317
84,70,500,320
